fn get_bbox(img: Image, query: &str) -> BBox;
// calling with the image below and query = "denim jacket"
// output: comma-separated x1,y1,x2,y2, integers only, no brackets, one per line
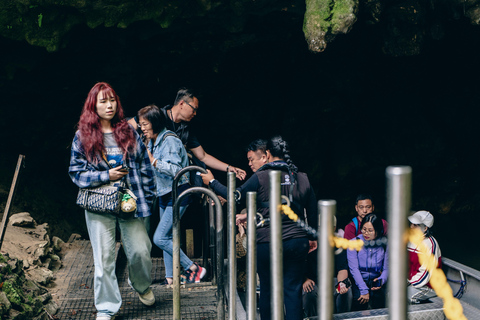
68,130,156,218
148,128,189,197
347,234,389,295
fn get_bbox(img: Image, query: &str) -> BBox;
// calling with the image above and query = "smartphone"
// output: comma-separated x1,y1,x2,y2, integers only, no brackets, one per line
372,279,382,287
120,163,129,172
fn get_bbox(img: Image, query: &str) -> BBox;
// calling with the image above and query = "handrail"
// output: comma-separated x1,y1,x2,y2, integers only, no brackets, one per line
172,165,208,202
172,186,225,320
172,165,212,278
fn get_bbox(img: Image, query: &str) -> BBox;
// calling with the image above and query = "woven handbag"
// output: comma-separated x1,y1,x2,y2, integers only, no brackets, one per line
76,181,124,214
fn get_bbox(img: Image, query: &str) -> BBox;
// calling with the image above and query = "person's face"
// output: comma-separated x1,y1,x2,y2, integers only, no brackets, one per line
178,97,199,122
247,150,268,172
96,91,117,121
138,117,155,140
355,199,374,220
361,222,376,240
410,223,427,234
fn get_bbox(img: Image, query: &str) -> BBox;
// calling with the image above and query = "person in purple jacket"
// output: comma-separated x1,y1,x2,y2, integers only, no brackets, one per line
347,213,388,311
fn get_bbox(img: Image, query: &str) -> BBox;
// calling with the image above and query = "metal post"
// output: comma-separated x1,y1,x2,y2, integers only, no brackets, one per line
209,199,217,285
227,172,237,320
246,191,257,320
203,198,209,277
215,188,226,320
269,170,283,320
0,155,25,250
318,200,335,320
173,187,225,320
386,166,411,320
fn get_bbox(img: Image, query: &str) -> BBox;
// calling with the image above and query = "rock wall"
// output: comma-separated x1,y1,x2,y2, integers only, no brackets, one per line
0,212,64,319
2,0,480,55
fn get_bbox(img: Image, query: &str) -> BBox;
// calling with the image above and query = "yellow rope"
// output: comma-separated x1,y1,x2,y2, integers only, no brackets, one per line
408,228,466,320
279,204,466,319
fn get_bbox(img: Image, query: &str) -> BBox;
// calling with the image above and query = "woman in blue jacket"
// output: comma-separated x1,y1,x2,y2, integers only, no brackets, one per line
347,213,388,311
138,104,206,285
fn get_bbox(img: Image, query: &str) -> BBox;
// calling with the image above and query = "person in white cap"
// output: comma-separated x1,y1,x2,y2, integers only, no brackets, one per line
407,210,442,304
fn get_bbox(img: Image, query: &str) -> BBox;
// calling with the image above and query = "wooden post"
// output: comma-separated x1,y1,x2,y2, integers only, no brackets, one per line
0,155,26,250
186,229,194,258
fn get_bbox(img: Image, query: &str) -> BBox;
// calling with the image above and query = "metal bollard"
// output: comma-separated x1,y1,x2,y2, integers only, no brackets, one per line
318,200,335,320
269,170,283,320
246,192,257,320
227,172,237,320
386,166,412,320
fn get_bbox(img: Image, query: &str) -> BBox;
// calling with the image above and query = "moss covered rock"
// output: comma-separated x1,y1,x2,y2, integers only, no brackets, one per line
303,0,358,52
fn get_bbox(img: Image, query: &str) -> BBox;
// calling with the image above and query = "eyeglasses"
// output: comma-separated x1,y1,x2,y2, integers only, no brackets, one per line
361,228,375,234
185,101,198,113
139,122,151,128
357,205,372,210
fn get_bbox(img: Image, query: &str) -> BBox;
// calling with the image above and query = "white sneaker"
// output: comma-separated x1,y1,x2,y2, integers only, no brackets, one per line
138,288,155,306
96,315,115,320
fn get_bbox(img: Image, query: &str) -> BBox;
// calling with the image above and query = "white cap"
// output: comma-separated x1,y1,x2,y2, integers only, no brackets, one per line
408,210,434,228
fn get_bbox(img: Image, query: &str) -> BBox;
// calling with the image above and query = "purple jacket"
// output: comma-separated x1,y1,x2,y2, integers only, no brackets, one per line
347,234,389,295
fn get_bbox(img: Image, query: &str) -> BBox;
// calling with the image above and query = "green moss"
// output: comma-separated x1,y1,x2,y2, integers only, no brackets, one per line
2,281,22,306
303,0,358,52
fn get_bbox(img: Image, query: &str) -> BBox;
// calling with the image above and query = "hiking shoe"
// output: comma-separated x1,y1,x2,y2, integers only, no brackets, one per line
185,263,206,283
138,288,155,306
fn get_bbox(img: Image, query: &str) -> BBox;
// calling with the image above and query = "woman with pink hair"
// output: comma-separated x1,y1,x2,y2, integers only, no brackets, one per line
69,82,156,320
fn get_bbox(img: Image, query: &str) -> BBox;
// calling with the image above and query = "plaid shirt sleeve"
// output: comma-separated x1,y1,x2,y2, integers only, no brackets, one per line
125,132,156,218
68,132,110,188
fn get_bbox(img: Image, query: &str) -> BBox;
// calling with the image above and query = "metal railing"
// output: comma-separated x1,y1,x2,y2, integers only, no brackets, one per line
169,165,413,320
171,166,225,320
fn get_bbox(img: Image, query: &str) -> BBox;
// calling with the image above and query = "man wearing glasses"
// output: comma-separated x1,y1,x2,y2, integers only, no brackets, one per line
343,194,388,240
130,87,246,180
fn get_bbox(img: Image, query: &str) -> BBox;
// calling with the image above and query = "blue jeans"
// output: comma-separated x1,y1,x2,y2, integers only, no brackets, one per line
85,210,153,317
257,237,309,320
153,205,193,278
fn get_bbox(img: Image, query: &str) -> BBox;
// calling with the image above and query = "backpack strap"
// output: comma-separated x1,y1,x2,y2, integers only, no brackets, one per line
161,132,179,143
352,217,359,234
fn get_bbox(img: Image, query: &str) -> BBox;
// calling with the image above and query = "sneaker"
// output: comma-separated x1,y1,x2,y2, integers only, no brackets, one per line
185,262,207,283
160,278,172,286
96,315,115,320
138,288,155,306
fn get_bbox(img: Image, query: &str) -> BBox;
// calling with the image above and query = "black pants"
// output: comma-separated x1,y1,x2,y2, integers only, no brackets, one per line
257,237,309,320
351,281,386,311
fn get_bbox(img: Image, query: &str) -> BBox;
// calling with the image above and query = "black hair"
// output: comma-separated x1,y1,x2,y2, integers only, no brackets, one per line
174,87,195,105
360,213,384,239
266,135,298,176
137,104,166,134
356,193,374,205
246,139,267,154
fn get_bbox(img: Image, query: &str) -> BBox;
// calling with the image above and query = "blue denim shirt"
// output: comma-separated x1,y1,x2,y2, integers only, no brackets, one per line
148,129,189,197
347,234,389,295
69,130,156,218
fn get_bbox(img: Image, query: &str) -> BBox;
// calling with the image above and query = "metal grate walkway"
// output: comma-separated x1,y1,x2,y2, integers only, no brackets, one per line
51,240,220,320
